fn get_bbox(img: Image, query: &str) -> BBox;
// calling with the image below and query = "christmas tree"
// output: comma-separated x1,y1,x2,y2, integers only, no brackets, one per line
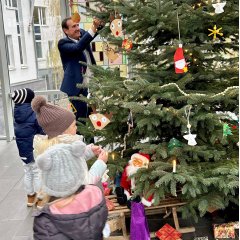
77,0,239,220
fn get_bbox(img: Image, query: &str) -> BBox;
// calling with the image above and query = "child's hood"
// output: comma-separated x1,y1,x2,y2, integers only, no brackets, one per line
33,134,84,157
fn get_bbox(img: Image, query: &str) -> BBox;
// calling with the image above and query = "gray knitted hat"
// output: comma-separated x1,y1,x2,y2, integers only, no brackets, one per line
36,141,88,197
31,96,75,139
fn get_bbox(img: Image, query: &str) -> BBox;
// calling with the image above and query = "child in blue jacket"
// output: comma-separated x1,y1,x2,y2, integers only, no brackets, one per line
11,88,44,207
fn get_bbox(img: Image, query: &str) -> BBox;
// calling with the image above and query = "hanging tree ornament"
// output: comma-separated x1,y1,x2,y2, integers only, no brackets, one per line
174,44,188,73
183,105,197,146
71,12,81,23
109,12,123,37
208,25,223,40
212,1,226,14
71,2,81,23
122,38,133,52
168,138,183,151
89,107,112,130
69,0,73,8
121,110,134,158
127,110,134,130
223,123,233,137
104,43,119,63
173,9,188,73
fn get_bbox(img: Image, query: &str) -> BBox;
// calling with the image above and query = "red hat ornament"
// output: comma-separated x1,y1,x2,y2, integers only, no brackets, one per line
174,44,188,73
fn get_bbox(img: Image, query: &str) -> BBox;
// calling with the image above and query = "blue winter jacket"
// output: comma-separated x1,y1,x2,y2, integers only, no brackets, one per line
58,29,97,97
14,103,44,164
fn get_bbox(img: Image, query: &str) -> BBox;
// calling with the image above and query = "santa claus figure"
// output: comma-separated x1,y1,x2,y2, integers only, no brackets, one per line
118,153,154,207
174,44,188,73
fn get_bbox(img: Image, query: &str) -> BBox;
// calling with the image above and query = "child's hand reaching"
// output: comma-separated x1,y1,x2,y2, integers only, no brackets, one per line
98,150,108,163
91,145,102,156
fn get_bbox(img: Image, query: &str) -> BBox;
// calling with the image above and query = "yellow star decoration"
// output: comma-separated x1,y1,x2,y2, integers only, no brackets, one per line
208,25,223,40
69,103,77,113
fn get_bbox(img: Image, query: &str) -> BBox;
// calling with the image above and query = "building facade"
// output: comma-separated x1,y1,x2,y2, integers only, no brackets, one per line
0,0,128,138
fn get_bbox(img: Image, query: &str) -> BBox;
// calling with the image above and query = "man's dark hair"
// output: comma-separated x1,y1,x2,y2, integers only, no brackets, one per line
61,17,72,30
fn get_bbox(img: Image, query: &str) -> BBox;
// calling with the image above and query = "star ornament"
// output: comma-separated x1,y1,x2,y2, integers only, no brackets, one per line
208,25,223,40
183,133,197,146
212,2,226,14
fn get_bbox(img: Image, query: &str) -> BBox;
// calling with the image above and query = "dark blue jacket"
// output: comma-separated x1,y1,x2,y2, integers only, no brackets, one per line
14,103,44,164
58,29,96,97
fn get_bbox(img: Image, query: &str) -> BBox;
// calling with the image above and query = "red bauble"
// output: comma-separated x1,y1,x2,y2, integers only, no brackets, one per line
122,39,133,52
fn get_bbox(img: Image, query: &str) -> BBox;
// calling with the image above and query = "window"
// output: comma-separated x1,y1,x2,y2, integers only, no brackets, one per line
18,36,23,64
34,26,42,59
34,7,47,59
5,0,17,8
36,42,43,59
6,35,15,69
15,9,27,65
34,7,46,26
33,7,40,24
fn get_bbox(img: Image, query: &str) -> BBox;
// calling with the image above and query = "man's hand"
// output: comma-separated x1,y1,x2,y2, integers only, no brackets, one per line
91,17,104,33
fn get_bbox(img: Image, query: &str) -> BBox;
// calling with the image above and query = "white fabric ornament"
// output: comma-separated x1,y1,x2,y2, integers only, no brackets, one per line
183,133,197,146
212,2,226,14
183,106,197,146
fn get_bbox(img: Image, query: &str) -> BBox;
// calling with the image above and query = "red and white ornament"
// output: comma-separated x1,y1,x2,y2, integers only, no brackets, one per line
174,44,188,73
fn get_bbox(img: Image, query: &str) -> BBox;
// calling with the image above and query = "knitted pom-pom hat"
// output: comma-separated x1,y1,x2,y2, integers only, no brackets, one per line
31,96,75,139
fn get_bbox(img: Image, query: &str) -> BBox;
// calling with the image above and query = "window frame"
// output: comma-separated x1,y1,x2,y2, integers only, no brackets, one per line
5,0,17,9
33,7,47,60
15,9,27,66
6,35,15,70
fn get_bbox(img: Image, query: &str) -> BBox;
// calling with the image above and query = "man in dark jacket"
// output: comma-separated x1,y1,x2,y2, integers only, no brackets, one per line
58,16,103,122
11,88,44,207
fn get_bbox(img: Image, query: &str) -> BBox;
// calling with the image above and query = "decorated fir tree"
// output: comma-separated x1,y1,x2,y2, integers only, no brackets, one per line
76,0,239,220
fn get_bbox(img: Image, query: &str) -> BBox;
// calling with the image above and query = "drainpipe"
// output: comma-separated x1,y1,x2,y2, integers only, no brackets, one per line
0,1,14,141
60,0,70,19
28,0,39,81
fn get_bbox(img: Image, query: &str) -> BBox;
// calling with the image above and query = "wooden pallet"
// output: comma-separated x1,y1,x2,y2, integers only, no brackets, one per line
105,195,195,240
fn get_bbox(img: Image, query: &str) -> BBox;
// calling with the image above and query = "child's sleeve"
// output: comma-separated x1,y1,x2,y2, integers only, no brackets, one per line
35,119,45,135
84,144,96,161
72,141,95,161
71,141,107,184
87,159,107,184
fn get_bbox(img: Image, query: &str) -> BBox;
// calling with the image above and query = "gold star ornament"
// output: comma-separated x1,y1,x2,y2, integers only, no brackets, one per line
208,25,223,40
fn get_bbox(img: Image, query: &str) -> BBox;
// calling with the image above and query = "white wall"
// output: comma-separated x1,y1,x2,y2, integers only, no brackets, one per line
2,0,62,85
34,0,63,71
2,0,37,85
